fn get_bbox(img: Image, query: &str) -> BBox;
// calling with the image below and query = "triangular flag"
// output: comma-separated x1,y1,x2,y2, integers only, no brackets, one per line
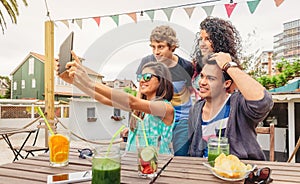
247,0,261,14
127,13,137,23
224,3,237,18
145,10,155,21
202,5,214,16
60,20,69,28
111,15,119,26
93,17,101,27
162,8,174,21
274,0,284,7
184,7,195,19
75,19,82,29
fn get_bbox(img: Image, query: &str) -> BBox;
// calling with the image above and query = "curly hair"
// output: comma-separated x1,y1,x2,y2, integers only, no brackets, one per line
191,16,242,73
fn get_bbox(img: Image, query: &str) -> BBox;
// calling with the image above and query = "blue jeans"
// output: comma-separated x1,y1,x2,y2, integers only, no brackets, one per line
172,119,189,156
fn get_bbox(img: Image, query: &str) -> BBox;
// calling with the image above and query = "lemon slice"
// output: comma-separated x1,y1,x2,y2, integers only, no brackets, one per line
140,147,156,162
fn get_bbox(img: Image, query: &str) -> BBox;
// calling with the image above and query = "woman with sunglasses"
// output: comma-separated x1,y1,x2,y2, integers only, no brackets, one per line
57,52,175,154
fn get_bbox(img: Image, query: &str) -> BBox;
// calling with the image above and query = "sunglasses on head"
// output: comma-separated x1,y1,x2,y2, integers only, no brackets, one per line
78,148,93,159
137,73,159,82
244,167,273,184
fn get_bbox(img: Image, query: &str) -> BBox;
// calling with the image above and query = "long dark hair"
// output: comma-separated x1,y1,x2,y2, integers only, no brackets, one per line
191,16,242,74
140,62,173,101
132,62,173,123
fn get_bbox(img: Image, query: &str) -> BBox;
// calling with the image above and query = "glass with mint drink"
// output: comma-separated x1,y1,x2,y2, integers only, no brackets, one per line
92,145,121,184
138,146,158,178
92,158,120,184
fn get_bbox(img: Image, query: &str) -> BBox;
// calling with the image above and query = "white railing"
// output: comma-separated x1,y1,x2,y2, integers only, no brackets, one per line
0,104,69,119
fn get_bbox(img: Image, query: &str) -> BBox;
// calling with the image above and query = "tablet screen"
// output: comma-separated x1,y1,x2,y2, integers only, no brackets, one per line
58,32,74,74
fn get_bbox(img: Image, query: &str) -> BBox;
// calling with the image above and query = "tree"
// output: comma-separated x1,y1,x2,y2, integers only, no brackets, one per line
0,76,10,98
0,0,28,34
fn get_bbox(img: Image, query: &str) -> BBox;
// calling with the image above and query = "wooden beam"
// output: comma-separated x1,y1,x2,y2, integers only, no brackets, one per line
44,21,55,146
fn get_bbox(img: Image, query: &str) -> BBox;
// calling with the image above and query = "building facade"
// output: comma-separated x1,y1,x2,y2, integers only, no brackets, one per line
10,52,104,101
273,19,300,62
255,51,274,76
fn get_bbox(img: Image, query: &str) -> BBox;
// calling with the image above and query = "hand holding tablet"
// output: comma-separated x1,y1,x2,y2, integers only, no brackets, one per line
58,32,74,74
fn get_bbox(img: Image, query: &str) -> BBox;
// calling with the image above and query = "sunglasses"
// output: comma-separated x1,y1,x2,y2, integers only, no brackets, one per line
137,73,159,82
78,148,93,159
244,167,273,184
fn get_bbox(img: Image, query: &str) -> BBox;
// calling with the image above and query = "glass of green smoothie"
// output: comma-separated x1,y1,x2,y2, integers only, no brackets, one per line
208,137,229,166
92,145,121,184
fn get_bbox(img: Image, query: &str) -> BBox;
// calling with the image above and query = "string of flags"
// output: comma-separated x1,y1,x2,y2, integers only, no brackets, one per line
56,0,285,29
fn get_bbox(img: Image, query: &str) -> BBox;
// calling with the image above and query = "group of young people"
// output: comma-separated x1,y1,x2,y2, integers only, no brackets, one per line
57,16,274,161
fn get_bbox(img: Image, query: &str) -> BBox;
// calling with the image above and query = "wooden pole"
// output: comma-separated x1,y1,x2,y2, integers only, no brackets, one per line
44,21,55,146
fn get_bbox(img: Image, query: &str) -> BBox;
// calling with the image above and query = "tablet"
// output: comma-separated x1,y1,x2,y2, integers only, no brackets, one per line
58,32,74,74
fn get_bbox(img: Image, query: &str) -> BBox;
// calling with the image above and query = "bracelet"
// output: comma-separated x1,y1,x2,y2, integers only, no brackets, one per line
222,62,229,71
222,62,238,72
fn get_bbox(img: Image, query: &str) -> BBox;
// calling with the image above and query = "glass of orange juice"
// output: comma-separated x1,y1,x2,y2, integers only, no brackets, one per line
48,129,70,167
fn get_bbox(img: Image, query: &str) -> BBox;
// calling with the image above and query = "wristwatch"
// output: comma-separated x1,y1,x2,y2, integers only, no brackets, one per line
222,62,238,72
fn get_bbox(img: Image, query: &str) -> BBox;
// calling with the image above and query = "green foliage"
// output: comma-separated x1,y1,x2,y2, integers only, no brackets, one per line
123,87,137,97
256,57,300,90
0,75,11,98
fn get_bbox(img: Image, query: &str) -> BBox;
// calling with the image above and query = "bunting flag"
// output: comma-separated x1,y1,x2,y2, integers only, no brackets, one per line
247,0,261,14
162,8,174,21
274,0,284,7
145,10,155,22
111,15,119,26
59,20,69,28
127,13,137,23
93,17,101,27
75,19,82,29
184,7,195,19
55,1,284,29
225,3,237,18
202,5,214,16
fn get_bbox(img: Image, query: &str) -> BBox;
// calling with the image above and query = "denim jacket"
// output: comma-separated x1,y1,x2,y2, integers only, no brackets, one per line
188,90,274,160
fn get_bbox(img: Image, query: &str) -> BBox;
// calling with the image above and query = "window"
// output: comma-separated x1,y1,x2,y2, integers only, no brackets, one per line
28,58,34,75
32,78,36,88
13,81,17,90
87,107,97,122
21,80,25,89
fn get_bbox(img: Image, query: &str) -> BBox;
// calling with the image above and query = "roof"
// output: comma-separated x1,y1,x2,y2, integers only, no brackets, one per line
269,79,300,93
53,91,89,97
104,79,137,88
10,52,104,77
10,52,47,75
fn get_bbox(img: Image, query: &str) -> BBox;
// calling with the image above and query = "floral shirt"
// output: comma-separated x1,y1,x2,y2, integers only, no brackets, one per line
126,101,175,154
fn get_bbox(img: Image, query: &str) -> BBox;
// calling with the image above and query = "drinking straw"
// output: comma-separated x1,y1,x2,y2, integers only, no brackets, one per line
131,113,149,147
217,120,224,154
106,125,126,157
37,107,54,135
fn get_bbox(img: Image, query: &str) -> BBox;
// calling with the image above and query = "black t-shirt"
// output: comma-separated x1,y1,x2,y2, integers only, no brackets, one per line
136,54,193,86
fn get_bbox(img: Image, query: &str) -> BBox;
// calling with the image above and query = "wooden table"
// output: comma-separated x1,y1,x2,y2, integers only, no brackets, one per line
0,127,37,161
0,147,173,184
154,156,300,184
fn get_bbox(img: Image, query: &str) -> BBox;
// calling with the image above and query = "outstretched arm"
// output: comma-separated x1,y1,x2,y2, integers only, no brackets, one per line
57,51,174,125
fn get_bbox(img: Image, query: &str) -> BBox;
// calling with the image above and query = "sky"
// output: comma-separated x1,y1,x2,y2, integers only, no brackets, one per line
0,0,299,79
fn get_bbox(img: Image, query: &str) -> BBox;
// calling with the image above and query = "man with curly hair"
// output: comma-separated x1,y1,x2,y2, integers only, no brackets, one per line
188,17,274,160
